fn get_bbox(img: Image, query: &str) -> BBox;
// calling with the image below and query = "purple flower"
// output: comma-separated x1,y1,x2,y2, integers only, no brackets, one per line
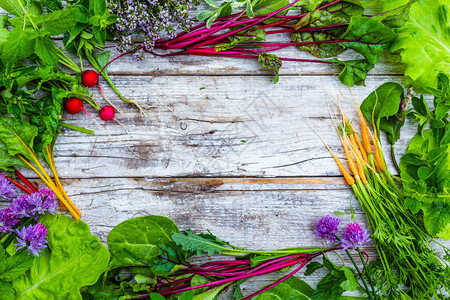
38,189,57,214
9,195,33,218
0,172,16,199
0,208,20,233
27,189,57,216
9,189,58,220
341,222,371,250
315,215,340,242
15,223,48,256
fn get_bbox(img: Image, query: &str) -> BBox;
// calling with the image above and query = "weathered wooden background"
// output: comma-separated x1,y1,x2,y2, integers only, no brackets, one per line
1,5,449,297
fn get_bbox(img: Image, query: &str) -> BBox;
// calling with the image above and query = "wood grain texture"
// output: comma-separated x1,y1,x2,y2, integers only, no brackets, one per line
49,75,413,178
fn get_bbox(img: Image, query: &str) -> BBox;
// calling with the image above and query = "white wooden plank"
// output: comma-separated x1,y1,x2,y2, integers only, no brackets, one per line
42,75,414,178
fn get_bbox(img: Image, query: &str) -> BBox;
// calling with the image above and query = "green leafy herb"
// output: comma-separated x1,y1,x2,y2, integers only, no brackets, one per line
307,255,358,300
400,74,449,239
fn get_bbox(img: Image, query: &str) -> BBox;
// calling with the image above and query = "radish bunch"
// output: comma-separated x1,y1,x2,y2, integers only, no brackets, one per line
65,70,116,122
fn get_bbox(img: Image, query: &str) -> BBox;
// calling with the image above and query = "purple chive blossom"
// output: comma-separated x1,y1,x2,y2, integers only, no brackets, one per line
341,222,372,250
15,223,48,256
9,195,33,218
0,208,20,233
38,189,57,214
0,172,16,199
27,189,58,216
315,215,340,242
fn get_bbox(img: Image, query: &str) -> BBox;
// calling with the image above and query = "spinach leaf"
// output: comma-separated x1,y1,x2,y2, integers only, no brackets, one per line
13,214,110,299
253,276,314,300
360,82,404,143
107,215,180,266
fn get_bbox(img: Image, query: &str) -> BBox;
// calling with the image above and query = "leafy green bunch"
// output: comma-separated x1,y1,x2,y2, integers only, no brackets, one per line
81,215,372,300
358,73,450,299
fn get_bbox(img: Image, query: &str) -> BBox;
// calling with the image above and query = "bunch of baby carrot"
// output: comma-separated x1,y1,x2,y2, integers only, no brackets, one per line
319,99,449,299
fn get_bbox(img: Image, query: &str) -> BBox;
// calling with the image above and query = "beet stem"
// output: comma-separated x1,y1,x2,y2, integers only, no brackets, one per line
5,176,33,194
15,169,38,192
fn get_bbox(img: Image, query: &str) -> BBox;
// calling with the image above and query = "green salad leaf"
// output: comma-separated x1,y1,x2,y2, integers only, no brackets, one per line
390,0,450,90
13,214,110,299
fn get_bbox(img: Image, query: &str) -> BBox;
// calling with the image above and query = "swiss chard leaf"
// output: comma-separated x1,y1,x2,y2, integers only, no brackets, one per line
340,16,396,65
0,141,28,171
0,116,37,161
258,51,282,83
323,1,364,21
293,10,348,58
372,0,416,28
328,58,374,87
30,89,63,163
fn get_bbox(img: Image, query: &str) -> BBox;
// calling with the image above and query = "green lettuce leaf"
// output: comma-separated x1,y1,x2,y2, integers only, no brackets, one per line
390,0,450,90
13,214,110,299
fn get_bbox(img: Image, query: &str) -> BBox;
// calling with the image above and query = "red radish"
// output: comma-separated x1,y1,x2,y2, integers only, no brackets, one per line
81,70,99,87
99,105,115,121
65,97,84,114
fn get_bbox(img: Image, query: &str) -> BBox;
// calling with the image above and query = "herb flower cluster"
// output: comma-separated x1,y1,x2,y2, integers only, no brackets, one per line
315,215,371,250
108,0,201,60
0,173,56,256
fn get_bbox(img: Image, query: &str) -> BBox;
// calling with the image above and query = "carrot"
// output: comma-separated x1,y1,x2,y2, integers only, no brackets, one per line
368,129,385,172
343,137,358,177
313,127,355,186
354,134,368,163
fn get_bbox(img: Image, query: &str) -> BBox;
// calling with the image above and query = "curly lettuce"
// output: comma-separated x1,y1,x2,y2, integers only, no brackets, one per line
390,0,450,90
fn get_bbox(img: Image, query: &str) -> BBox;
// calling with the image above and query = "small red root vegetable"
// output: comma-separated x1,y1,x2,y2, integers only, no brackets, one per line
99,105,115,121
65,97,84,114
81,70,99,88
